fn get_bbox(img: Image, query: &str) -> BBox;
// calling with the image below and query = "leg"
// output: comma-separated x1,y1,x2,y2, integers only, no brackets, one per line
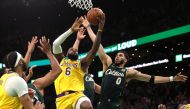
75,96,93,109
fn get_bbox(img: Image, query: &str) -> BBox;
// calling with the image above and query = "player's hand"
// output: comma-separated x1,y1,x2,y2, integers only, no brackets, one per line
38,36,51,54
34,102,45,109
77,27,86,41
28,65,37,78
27,36,38,54
28,88,35,99
174,72,188,82
71,16,84,32
97,12,105,31
82,16,90,28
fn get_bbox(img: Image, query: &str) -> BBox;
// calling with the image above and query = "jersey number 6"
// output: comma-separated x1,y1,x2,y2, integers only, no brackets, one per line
65,67,71,76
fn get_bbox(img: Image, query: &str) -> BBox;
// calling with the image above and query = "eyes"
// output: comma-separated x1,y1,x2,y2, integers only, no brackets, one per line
116,53,124,57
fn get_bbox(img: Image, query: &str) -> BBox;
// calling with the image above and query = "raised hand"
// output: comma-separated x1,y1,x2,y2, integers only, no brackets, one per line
174,72,188,82
77,27,86,41
97,12,105,31
25,65,37,82
71,16,84,32
38,36,51,54
27,36,38,53
82,16,90,28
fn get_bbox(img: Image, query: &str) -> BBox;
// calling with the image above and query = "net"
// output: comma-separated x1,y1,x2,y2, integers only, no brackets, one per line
68,0,93,11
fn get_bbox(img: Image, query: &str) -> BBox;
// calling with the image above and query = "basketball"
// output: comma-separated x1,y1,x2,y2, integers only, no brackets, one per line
87,8,104,26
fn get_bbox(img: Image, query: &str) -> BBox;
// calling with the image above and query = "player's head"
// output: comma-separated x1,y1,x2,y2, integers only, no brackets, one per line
67,47,78,60
4,51,28,77
114,50,129,67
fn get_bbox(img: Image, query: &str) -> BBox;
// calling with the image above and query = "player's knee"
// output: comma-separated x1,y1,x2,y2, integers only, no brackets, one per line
80,100,93,109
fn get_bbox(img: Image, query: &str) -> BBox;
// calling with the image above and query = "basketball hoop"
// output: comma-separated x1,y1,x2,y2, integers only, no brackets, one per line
68,0,93,11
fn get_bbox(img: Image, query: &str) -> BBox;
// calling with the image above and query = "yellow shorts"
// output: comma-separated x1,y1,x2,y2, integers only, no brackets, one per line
56,92,85,109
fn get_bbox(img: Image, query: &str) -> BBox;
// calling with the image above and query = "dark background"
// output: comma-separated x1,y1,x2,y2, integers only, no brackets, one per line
0,0,190,108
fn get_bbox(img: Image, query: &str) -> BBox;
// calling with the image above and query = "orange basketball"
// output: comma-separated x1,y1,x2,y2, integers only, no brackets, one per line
87,8,104,26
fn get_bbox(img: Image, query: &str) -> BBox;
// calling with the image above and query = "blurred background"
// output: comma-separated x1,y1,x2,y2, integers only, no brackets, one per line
0,0,190,109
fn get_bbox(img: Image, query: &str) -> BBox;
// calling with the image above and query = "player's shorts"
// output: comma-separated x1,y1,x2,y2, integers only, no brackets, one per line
56,91,90,109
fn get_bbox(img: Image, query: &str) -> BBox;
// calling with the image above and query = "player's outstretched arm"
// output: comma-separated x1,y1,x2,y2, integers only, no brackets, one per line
24,36,38,66
53,17,83,62
83,16,112,72
80,14,105,72
72,27,86,51
33,37,62,90
127,69,188,83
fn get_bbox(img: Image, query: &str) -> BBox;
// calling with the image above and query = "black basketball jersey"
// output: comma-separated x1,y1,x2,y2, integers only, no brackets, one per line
84,73,95,102
99,63,126,108
27,83,44,104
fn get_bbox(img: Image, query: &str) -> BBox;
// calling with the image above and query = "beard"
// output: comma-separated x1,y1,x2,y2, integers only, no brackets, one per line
21,61,28,72
114,60,124,66
68,53,78,61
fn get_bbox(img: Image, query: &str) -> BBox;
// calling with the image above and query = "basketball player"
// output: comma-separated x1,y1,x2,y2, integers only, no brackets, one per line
53,14,105,109
24,36,62,105
72,27,101,102
0,51,44,109
82,17,188,109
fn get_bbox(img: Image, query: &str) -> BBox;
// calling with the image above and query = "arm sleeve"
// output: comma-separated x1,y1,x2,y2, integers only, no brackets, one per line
53,29,73,54
5,76,28,97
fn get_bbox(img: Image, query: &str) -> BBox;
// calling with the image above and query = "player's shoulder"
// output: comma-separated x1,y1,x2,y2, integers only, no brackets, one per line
7,75,26,85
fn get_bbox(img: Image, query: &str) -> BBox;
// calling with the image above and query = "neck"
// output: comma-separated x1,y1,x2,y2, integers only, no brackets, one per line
15,67,23,77
115,63,125,68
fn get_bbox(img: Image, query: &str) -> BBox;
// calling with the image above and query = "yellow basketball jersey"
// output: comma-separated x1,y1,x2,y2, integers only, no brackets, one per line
0,73,22,109
55,58,85,95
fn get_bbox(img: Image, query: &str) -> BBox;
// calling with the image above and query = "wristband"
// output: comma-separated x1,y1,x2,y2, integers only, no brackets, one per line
98,29,103,32
169,76,174,82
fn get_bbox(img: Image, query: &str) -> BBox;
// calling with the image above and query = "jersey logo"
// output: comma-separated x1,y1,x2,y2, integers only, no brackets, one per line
61,61,78,68
105,69,124,77
85,76,94,82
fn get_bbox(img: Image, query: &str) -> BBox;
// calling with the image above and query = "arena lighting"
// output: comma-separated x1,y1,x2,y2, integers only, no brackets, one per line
0,63,2,69
79,24,190,59
0,24,190,68
126,59,169,69
175,53,190,62
98,59,169,77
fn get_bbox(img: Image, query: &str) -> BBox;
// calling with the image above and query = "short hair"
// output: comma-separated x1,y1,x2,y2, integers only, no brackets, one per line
118,50,129,60
4,51,18,69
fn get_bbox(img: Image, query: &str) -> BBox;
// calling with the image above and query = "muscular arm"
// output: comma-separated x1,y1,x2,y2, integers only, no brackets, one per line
24,36,38,66
34,37,62,90
127,69,188,83
86,26,112,72
19,94,35,109
81,15,105,72
53,17,83,63
80,29,102,72
33,52,62,90
53,29,73,62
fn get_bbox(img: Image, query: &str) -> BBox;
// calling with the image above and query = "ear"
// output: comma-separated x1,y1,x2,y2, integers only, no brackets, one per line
124,58,127,63
18,60,23,64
